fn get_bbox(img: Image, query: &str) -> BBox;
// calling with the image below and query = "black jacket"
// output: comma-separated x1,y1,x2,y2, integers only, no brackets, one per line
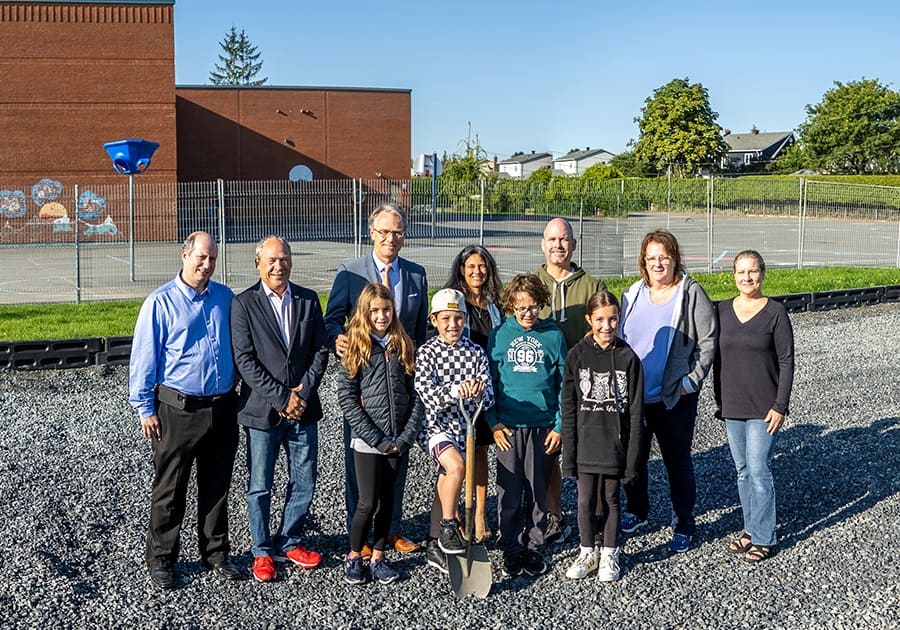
231,281,329,430
337,340,424,454
561,336,644,481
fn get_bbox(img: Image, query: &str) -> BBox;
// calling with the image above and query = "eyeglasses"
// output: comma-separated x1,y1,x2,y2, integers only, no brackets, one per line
513,305,541,316
644,255,673,266
372,227,405,239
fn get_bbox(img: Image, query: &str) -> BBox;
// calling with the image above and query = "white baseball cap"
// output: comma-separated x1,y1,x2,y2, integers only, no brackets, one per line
430,288,467,315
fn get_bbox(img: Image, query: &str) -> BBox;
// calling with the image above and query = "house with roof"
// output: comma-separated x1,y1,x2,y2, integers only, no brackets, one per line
721,129,795,170
498,151,553,179
552,147,615,176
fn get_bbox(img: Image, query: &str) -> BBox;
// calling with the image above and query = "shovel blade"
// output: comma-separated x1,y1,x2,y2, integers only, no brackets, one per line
447,544,492,599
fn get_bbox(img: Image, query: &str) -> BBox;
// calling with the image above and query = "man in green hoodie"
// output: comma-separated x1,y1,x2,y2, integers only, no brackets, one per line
534,217,606,543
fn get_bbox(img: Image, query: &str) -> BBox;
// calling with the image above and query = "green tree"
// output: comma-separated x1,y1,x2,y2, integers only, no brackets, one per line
632,78,728,177
766,141,809,174
609,150,653,177
580,162,622,183
209,25,268,86
799,78,900,174
528,166,553,184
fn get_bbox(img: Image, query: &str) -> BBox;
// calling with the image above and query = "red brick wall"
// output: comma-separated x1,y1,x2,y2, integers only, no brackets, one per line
175,87,411,181
0,2,177,186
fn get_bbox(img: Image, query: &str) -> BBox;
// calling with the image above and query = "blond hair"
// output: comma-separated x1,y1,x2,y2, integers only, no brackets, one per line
341,282,415,378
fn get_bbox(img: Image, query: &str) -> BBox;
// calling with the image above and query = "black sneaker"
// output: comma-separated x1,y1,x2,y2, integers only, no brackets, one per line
521,548,548,576
149,563,177,590
544,513,571,545
438,518,466,555
502,550,524,577
425,539,449,575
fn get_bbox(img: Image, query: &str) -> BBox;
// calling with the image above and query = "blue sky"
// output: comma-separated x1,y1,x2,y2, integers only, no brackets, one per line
173,0,900,161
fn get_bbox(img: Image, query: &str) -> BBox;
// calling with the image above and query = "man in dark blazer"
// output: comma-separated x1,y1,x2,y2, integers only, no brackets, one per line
324,203,428,553
231,235,330,583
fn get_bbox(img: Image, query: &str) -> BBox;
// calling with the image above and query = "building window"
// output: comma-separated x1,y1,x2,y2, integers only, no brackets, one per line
744,153,752,165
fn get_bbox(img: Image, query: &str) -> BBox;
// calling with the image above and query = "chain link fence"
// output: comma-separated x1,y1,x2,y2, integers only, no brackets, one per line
1,176,898,304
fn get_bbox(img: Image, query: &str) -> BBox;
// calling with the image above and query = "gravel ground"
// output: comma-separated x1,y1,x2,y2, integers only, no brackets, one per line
0,303,898,629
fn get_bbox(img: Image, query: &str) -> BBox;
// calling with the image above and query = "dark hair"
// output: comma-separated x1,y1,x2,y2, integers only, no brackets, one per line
501,273,550,314
733,249,766,274
445,245,502,303
638,229,685,284
585,289,620,315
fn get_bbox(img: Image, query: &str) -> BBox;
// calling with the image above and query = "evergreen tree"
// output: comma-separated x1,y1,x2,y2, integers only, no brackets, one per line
209,25,268,86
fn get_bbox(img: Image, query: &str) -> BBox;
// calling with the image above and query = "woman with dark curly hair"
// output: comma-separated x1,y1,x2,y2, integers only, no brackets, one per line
444,245,504,543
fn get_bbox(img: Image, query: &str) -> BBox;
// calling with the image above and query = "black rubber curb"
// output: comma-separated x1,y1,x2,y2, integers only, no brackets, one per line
2,284,898,371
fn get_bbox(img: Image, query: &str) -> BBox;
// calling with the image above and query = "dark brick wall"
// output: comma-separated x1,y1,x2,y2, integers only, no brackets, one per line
175,87,411,182
0,2,177,186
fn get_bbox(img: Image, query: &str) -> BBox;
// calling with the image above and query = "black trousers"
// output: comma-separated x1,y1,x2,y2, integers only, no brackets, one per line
576,473,620,548
145,393,238,568
624,392,699,536
349,450,403,553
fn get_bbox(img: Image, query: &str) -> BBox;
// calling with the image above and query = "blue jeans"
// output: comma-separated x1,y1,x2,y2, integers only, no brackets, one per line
725,419,777,547
343,418,407,535
246,421,318,557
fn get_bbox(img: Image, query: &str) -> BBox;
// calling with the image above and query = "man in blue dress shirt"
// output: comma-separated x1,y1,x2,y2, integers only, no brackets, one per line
129,231,241,589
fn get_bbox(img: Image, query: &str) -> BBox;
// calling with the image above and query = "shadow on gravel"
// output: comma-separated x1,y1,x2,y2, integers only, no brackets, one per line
693,417,899,551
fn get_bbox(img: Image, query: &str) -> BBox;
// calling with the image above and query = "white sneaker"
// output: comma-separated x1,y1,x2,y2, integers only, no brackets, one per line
565,546,600,579
597,547,620,582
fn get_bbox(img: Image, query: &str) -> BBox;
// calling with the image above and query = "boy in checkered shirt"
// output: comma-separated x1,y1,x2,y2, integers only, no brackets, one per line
415,288,494,572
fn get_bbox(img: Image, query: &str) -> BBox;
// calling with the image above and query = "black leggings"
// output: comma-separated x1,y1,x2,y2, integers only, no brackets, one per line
349,451,403,553
576,473,621,548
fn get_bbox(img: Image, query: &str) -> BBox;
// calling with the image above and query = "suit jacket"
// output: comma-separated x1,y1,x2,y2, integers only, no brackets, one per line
324,253,428,349
231,280,330,430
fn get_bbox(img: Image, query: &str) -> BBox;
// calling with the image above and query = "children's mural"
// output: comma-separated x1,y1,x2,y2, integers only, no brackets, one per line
0,179,118,240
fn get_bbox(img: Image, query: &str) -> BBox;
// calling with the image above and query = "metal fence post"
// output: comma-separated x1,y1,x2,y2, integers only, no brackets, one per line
578,191,584,268
706,175,713,273
74,184,81,304
479,178,485,247
129,174,136,282
354,178,363,258
666,165,672,229
430,161,437,242
895,209,900,267
216,178,227,284
798,178,804,269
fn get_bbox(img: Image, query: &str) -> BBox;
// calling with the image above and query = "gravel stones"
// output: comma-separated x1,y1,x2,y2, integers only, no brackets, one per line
0,304,897,628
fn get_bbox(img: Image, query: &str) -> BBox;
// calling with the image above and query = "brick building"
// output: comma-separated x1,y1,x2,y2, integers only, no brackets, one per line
176,86,411,182
0,0,411,185
0,0,178,185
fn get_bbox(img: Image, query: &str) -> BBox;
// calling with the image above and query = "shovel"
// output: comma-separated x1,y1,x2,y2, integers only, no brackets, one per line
447,397,492,599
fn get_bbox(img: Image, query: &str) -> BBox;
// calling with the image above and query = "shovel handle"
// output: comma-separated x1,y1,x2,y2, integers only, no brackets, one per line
458,397,483,542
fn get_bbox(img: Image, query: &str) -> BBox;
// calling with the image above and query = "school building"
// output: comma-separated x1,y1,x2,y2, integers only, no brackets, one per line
0,0,411,186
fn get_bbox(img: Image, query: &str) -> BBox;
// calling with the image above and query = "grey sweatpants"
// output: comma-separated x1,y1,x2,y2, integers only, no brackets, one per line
495,426,553,556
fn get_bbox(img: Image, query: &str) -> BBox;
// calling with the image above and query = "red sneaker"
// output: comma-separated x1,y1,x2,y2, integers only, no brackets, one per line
279,546,321,569
251,556,277,582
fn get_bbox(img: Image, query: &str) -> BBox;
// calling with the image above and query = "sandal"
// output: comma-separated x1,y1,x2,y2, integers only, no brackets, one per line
744,545,772,564
727,533,753,554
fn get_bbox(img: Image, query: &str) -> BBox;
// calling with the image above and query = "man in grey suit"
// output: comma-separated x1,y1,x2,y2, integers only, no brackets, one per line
231,236,330,582
324,203,428,553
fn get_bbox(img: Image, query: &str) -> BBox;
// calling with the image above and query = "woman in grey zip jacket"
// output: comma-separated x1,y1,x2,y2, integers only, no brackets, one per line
617,230,717,553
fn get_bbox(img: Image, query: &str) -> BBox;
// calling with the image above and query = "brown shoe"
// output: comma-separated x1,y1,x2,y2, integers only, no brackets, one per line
387,532,422,553
360,544,373,561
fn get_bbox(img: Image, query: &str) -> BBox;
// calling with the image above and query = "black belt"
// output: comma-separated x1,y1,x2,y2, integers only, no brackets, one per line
157,384,234,410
